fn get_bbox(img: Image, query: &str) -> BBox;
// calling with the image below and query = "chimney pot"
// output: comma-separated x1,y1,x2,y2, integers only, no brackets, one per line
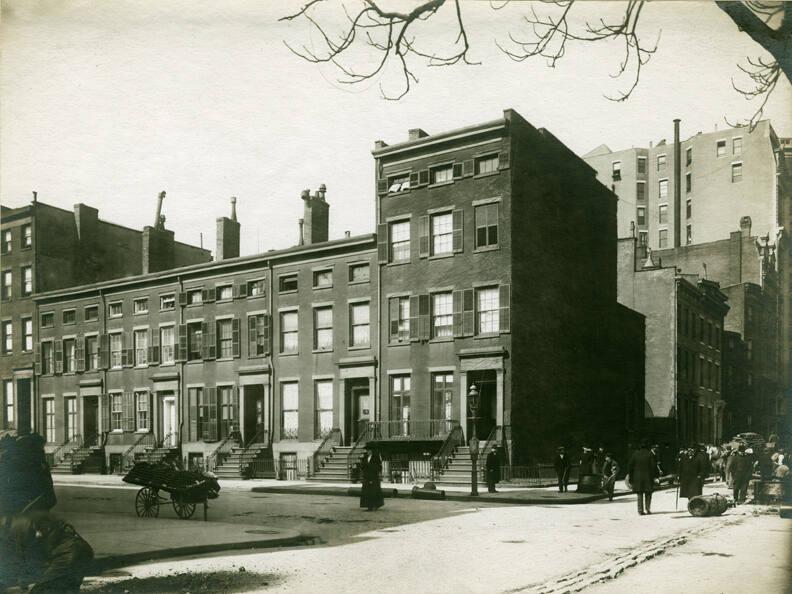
230,196,237,222
408,128,429,141
344,230,350,238
298,218,305,246
301,189,310,201
32,191,37,203
374,140,388,150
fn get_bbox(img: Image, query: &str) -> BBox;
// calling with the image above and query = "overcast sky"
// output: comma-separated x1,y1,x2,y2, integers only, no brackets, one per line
2,1,790,256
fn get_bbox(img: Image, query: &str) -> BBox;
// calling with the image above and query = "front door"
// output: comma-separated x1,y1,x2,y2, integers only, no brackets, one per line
161,396,177,446
83,396,98,446
467,372,496,441
347,381,370,444
243,384,266,445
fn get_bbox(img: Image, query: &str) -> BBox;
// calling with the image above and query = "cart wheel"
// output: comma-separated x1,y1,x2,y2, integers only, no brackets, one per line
135,487,160,518
172,495,196,519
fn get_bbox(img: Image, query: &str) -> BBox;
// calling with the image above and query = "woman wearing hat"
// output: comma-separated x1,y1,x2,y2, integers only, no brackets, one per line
359,446,385,511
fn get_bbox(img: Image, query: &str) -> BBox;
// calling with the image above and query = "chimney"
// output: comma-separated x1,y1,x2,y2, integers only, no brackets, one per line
301,185,329,245
408,128,429,141
298,219,304,246
73,203,99,242
673,119,682,248
740,216,752,236
215,196,241,261
374,140,389,150
154,191,166,230
142,225,175,274
344,231,351,238
32,191,37,203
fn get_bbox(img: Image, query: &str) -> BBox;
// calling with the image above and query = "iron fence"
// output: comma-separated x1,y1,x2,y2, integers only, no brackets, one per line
499,464,580,486
246,457,312,480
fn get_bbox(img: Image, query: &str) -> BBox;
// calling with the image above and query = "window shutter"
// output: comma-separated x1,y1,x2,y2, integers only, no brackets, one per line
54,340,63,374
201,321,214,360
389,298,400,342
260,315,270,353
99,334,109,369
205,387,218,441
453,290,464,337
499,284,511,333
102,394,111,434
409,295,419,342
418,170,430,186
235,281,249,299
499,148,510,170
178,292,188,306
188,390,197,442
208,287,216,302
462,159,474,177
418,294,431,341
377,223,388,264
232,317,241,358
75,338,85,373
462,289,475,336
452,209,464,253
149,328,160,365
177,324,187,362
123,332,133,367
34,343,41,375
418,216,430,258
377,179,388,195
122,391,134,432
409,172,419,187
248,316,257,358
453,163,463,179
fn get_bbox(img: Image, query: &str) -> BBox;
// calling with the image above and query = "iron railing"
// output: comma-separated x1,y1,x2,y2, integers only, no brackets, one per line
237,430,270,476
387,456,433,484
50,435,81,468
431,425,465,479
313,428,342,475
500,464,580,486
366,419,458,441
346,421,372,480
157,431,179,449
205,434,238,473
122,432,156,471
246,457,310,480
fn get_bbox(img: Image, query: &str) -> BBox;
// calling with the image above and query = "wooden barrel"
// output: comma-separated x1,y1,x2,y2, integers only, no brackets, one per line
687,493,729,517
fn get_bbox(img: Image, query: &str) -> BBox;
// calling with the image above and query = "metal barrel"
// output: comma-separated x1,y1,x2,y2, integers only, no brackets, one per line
688,493,730,517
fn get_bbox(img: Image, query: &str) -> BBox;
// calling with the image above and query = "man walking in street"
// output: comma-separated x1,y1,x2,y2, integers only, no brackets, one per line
627,440,657,515
602,452,620,501
554,447,571,492
731,445,753,504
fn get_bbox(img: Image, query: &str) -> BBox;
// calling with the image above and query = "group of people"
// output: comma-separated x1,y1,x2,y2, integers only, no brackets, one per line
717,443,789,503
553,446,620,500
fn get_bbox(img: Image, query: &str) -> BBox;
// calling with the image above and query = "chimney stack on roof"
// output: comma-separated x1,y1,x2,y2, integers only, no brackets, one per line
154,191,166,230
215,196,241,261
298,218,305,246
301,185,330,245
409,128,429,141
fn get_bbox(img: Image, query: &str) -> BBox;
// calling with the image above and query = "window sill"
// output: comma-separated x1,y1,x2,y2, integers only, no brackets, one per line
247,294,266,300
135,365,149,369
186,303,204,308
429,337,454,343
348,279,370,286
386,260,411,267
187,359,203,364
427,181,454,189
216,298,233,304
312,349,333,354
474,333,500,340
387,340,411,347
279,290,298,296
474,245,499,254
473,170,499,180
135,429,150,434
62,322,76,326
216,357,234,362
348,345,371,351
279,352,299,357
387,189,411,197
312,285,333,291
133,312,149,316
428,253,454,260
159,362,176,367
109,367,122,372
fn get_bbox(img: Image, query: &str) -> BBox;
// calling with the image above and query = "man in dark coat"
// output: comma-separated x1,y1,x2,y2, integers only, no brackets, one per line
677,446,704,499
359,447,384,511
554,447,571,492
602,453,620,501
731,445,753,504
485,447,500,493
579,446,595,476
626,440,657,515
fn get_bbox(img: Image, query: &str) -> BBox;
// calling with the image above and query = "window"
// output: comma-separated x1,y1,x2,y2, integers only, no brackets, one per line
638,231,648,246
686,172,691,193
133,298,149,315
431,212,453,256
110,333,122,368
1,321,11,354
349,263,370,283
475,154,499,175
313,269,333,289
160,326,175,364
432,373,454,425
313,307,333,351
41,341,53,374
186,289,202,305
44,399,56,441
217,319,233,358
716,140,726,157
658,179,668,200
280,311,298,354
218,386,236,439
134,329,148,366
637,207,646,226
731,162,743,183
636,182,646,202
216,285,233,301
686,147,692,166
637,156,647,174
1,230,10,254
187,322,203,361
389,296,410,343
658,229,668,249
84,305,99,321
3,380,13,430
612,161,622,180
22,318,32,352
475,203,498,249
658,204,668,225
747,339,753,361
657,154,666,170
85,335,99,371
389,220,410,263
108,302,123,317
350,302,370,347
62,309,76,325
430,164,453,184
476,287,499,334
135,392,149,431
279,274,298,293
388,173,410,193
158,294,175,311
281,382,299,439
188,387,205,440
248,279,266,297
431,292,453,339
686,225,692,244
65,397,77,441
315,380,333,439
22,224,31,248
21,266,32,296
390,375,411,436
733,137,742,155
686,199,692,219
1,270,12,301
63,338,75,373
110,394,123,431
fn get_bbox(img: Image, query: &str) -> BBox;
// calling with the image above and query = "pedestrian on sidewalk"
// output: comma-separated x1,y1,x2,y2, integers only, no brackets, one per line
579,446,595,476
677,445,703,500
485,447,500,493
626,439,657,515
731,445,753,504
359,446,384,512
554,447,571,492
602,453,619,501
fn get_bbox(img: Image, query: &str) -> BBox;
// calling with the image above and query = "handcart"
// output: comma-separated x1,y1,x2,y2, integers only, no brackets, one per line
123,462,220,521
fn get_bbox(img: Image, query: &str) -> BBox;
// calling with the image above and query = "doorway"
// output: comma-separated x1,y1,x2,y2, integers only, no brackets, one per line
161,394,177,446
243,384,266,445
83,396,98,446
467,371,496,441
345,379,370,445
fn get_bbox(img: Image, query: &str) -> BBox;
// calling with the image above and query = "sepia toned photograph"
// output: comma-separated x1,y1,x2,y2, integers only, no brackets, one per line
0,1,790,592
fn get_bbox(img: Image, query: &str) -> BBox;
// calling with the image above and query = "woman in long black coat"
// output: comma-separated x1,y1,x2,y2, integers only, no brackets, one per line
359,448,384,511
678,447,704,499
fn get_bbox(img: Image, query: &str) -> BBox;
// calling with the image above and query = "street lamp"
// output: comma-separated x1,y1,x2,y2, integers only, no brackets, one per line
467,383,480,497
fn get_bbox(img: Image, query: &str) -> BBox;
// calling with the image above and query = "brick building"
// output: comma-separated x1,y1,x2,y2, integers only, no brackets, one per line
1,195,211,436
